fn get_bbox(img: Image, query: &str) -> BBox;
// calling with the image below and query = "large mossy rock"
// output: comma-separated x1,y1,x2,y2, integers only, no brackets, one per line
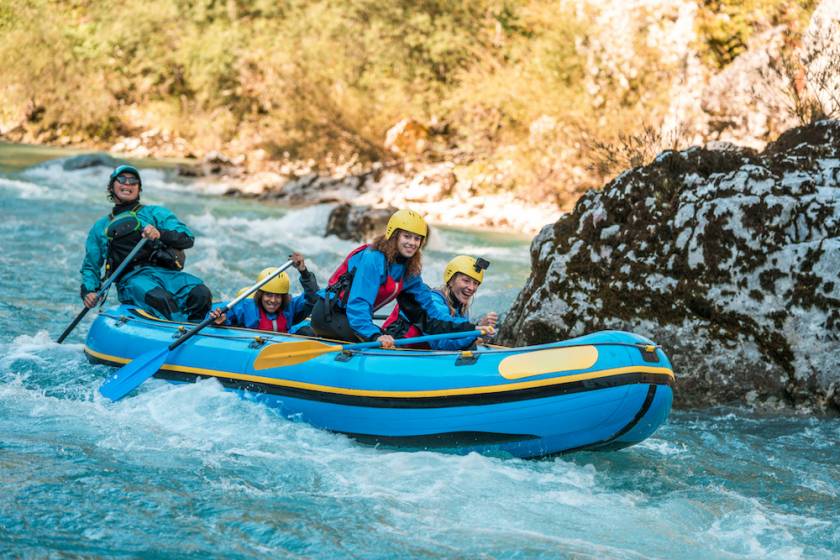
498,120,840,412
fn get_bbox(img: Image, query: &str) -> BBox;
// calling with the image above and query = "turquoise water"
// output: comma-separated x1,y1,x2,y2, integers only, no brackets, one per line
0,147,837,558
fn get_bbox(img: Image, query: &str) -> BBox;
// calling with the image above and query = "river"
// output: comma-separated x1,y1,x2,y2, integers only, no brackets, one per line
0,143,837,558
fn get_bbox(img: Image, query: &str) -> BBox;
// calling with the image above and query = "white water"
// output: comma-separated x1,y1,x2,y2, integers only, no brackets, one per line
0,149,838,558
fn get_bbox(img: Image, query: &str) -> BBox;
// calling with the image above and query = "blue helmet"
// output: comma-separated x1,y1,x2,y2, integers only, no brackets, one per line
110,164,141,181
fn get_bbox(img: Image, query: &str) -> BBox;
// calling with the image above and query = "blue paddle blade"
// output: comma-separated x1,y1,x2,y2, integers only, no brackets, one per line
99,347,169,401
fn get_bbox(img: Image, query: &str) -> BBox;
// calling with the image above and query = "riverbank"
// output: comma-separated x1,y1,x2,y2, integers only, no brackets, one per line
0,138,563,235
194,158,562,235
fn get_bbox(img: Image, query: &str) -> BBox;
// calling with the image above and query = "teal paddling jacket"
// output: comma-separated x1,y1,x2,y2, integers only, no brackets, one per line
80,205,194,295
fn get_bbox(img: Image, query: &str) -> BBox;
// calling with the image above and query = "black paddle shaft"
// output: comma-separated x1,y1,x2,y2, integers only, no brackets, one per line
57,238,149,343
56,307,94,344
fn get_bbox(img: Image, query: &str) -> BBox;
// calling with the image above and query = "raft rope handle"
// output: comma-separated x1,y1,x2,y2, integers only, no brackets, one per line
330,341,662,358
98,311,281,343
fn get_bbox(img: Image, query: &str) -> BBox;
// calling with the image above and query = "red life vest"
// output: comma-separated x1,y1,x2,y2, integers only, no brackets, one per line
258,307,288,332
382,304,427,348
328,244,404,311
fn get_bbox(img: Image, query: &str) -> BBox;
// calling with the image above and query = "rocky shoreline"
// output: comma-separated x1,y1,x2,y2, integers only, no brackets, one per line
195,159,561,236
54,146,562,237
218,163,561,234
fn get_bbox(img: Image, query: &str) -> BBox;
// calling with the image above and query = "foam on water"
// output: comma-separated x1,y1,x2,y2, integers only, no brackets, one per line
0,176,54,199
188,204,353,262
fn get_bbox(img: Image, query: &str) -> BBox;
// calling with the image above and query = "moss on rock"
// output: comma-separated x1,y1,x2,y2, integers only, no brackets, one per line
498,120,840,413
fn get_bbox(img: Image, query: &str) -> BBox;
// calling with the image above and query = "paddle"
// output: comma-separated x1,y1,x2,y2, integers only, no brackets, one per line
98,260,296,401
57,237,150,344
253,327,491,370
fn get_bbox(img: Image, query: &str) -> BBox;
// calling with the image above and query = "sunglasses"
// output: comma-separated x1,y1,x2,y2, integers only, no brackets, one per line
115,175,140,185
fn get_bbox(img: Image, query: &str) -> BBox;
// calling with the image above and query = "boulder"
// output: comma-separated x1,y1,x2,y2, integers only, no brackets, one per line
263,173,369,206
325,203,397,242
60,152,121,171
498,120,840,413
176,163,204,177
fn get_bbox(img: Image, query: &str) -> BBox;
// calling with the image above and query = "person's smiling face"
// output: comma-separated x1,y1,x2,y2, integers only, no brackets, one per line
261,292,283,313
449,273,480,305
396,230,423,258
113,173,141,203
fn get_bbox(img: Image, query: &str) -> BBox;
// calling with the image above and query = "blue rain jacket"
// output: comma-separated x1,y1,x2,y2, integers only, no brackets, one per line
320,247,469,341
391,290,478,350
212,270,319,333
419,290,478,350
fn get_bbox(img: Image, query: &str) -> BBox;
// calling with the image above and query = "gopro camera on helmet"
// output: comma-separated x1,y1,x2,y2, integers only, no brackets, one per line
474,257,490,272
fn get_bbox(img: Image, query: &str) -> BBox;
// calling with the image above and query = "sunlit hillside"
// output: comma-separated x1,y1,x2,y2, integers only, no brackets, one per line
0,0,828,207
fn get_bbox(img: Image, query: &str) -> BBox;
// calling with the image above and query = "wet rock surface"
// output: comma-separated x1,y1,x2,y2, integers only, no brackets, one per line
498,120,840,413
259,171,375,207
325,203,397,243
60,152,121,171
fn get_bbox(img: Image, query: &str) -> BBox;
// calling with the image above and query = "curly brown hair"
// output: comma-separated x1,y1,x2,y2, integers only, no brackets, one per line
371,230,423,277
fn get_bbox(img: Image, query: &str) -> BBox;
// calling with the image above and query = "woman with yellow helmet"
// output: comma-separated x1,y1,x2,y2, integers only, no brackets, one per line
209,252,319,333
382,255,498,350
311,209,480,347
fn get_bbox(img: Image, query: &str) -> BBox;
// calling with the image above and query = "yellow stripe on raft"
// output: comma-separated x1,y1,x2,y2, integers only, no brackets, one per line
498,345,599,379
85,346,674,399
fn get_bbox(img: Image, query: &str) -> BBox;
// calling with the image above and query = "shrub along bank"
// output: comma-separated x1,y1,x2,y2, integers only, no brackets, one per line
0,0,819,207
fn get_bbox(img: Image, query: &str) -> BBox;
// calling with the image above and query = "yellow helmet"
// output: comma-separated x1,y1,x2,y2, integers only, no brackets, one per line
236,287,254,299
385,209,428,240
444,255,490,285
256,267,291,294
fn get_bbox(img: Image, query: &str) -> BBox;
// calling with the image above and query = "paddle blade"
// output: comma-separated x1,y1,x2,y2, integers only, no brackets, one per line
254,340,341,370
99,348,169,401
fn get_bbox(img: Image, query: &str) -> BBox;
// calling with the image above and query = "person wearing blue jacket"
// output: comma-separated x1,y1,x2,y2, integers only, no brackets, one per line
80,165,211,321
208,253,318,333
383,255,498,350
310,209,480,347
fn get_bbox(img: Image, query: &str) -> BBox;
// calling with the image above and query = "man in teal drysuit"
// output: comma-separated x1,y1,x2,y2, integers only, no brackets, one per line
79,165,212,321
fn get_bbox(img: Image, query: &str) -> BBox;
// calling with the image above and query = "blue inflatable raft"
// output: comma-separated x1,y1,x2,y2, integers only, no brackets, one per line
84,305,674,458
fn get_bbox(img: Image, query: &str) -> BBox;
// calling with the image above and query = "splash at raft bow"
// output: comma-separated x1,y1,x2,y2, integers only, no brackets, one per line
85,304,674,458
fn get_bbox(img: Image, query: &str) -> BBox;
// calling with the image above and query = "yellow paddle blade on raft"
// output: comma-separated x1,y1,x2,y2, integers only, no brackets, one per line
253,340,343,370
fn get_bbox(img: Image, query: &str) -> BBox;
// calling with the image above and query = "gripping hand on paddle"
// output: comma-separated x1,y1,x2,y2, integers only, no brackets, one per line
142,225,160,240
377,334,396,349
290,252,307,272
83,292,99,309
478,312,498,328
478,325,495,336
476,325,495,345
210,308,227,325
